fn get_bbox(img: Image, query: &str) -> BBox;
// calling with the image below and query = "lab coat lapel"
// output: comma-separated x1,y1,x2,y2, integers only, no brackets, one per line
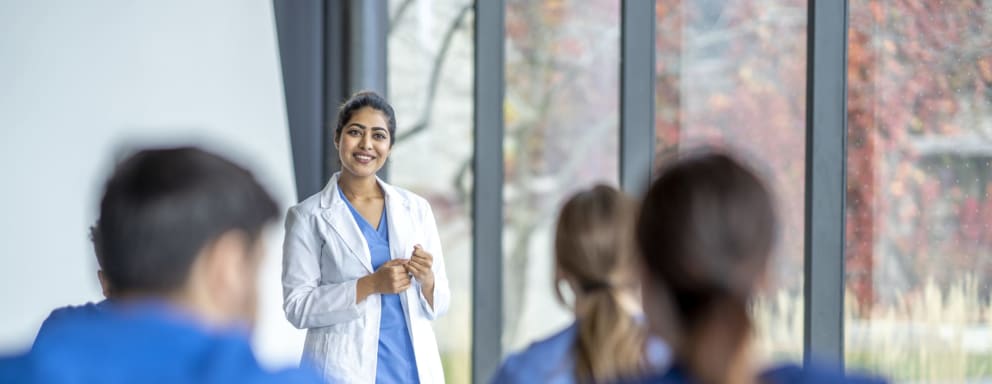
320,174,374,274
379,178,413,262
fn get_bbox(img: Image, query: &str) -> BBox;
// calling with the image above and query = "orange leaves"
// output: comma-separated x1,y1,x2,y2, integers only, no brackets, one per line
977,57,992,84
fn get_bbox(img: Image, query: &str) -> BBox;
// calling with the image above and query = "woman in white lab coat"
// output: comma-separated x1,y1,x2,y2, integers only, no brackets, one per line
282,91,450,383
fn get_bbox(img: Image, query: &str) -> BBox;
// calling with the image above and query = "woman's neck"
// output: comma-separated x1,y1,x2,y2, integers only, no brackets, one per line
338,172,382,200
682,311,757,384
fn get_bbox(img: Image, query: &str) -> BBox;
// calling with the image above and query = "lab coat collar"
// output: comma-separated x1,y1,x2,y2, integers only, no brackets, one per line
318,172,410,210
318,172,413,274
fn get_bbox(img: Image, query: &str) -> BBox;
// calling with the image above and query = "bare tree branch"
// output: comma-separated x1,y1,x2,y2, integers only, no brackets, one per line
395,3,473,144
389,0,415,34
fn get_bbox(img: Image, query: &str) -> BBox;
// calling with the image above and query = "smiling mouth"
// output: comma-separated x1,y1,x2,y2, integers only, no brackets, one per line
353,153,376,163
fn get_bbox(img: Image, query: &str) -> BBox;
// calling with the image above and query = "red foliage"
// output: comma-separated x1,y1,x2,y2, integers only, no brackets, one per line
846,0,992,311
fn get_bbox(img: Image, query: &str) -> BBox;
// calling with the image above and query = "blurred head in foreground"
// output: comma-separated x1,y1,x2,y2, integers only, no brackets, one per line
636,149,776,384
96,146,278,328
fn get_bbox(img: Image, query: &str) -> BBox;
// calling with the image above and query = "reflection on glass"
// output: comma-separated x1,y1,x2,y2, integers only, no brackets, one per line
845,1,992,381
655,0,808,363
503,0,620,354
387,0,474,382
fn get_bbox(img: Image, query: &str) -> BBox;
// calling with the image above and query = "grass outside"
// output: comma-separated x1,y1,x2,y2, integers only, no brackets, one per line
751,277,992,382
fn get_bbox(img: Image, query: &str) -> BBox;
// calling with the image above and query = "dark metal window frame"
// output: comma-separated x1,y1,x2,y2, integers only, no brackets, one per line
620,0,656,195
803,0,848,368
472,0,505,382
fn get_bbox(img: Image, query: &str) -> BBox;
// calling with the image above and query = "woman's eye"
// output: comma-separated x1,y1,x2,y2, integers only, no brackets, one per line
374,133,387,140
348,129,361,136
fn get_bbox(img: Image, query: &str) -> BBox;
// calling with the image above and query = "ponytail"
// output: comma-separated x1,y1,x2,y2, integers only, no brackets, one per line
572,284,646,383
552,185,646,383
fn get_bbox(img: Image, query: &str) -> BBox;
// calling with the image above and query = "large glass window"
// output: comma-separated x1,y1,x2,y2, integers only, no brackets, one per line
503,0,621,353
655,0,808,363
387,1,474,382
845,1,992,381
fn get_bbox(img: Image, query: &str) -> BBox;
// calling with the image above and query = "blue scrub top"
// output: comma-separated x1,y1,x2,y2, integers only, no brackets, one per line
33,300,110,348
622,362,888,384
340,188,420,383
491,322,670,384
0,300,323,384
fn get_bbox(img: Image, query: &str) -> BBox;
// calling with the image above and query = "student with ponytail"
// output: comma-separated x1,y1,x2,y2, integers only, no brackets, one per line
492,185,669,384
629,150,885,384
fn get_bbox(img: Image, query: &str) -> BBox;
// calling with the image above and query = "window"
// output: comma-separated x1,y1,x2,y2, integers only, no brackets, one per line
503,0,621,353
655,0,808,362
845,1,992,380
387,0,474,382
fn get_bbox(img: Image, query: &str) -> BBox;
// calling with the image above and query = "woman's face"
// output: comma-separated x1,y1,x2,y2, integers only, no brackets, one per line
336,107,392,178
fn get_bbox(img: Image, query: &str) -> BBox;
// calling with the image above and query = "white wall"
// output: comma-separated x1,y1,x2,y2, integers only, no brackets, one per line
0,0,306,368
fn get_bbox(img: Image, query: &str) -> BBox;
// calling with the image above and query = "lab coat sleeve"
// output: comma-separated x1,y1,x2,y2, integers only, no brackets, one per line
282,207,363,329
417,202,450,320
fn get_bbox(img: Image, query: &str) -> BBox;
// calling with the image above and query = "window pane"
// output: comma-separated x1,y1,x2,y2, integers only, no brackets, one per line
845,1,992,381
387,1,474,382
503,0,621,353
655,0,808,363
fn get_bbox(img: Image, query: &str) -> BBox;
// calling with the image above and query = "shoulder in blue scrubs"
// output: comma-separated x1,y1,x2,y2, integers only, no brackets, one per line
492,322,669,384
0,300,323,384
341,188,420,383
621,362,887,384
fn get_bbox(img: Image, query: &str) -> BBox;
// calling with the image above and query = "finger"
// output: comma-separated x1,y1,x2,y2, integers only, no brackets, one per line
410,256,432,271
414,249,433,262
412,245,428,256
390,267,408,278
402,262,418,273
390,275,410,290
407,258,430,272
411,254,432,269
383,259,407,267
412,245,428,258
412,271,427,281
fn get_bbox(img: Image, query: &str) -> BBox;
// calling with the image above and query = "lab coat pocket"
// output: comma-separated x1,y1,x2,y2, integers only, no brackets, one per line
322,326,361,378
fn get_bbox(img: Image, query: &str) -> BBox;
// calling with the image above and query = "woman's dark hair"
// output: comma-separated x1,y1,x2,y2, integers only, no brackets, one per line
96,147,279,294
636,150,777,384
334,90,397,146
554,185,645,383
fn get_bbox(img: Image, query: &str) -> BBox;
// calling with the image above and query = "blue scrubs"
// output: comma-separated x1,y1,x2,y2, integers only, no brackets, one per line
340,188,420,383
0,300,323,384
621,362,887,384
491,322,670,384
33,301,110,348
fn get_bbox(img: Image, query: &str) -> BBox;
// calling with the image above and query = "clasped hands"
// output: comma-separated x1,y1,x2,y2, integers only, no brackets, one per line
357,245,435,306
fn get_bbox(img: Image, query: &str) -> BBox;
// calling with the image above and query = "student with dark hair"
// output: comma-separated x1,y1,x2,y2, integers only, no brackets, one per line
282,91,450,383
628,150,885,384
1,147,322,384
492,185,669,384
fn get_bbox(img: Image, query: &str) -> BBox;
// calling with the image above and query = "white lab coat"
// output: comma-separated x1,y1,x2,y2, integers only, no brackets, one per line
282,173,450,383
